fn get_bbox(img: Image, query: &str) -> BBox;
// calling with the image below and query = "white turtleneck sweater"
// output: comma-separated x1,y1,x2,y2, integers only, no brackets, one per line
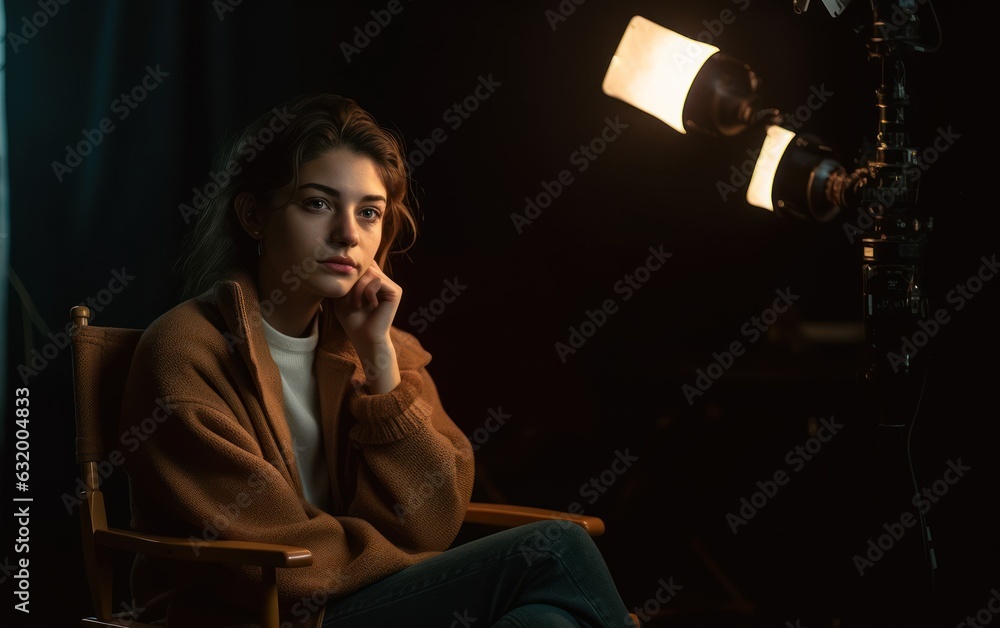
260,312,332,512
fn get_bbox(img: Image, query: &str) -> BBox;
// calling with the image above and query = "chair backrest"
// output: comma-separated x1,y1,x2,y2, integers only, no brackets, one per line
70,305,144,469
69,305,147,624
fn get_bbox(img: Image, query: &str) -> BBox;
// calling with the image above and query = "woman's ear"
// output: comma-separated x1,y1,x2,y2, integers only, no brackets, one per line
234,192,265,238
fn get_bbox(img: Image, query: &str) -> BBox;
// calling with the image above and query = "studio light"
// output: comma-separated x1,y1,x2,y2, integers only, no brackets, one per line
746,125,861,223
601,15,761,137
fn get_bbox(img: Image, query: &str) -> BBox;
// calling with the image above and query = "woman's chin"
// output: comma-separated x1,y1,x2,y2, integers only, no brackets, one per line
308,278,355,301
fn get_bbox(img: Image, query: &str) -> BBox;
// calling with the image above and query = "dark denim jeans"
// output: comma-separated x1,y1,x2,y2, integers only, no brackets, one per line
320,520,635,627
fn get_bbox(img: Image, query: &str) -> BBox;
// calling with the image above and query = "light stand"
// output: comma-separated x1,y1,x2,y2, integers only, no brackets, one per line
602,0,943,621
848,0,940,619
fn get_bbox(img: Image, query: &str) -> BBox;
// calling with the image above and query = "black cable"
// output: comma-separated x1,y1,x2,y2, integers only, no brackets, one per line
917,1,943,53
904,355,935,598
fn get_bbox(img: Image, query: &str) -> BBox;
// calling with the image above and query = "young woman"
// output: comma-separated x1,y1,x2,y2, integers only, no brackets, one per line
119,92,635,627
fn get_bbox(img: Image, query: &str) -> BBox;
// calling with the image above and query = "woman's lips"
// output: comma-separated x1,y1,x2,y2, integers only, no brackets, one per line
320,255,357,273
321,262,355,273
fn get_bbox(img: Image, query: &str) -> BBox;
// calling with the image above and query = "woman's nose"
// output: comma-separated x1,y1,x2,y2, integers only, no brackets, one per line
328,211,360,247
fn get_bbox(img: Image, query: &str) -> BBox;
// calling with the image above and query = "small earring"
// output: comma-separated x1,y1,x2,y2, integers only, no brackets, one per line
257,238,263,256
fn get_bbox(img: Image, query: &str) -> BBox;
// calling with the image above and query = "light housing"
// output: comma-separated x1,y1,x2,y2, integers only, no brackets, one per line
602,15,760,137
747,125,848,222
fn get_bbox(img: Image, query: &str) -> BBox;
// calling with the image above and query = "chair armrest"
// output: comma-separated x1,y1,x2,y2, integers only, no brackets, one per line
95,528,313,568
463,502,606,536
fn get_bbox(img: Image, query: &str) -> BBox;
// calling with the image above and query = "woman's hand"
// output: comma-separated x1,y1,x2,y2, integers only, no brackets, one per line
331,260,402,393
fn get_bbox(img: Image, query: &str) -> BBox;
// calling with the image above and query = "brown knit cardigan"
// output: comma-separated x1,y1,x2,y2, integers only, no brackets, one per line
118,270,475,627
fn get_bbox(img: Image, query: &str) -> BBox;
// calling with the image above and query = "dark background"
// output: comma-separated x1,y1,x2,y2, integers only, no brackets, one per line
3,1,997,626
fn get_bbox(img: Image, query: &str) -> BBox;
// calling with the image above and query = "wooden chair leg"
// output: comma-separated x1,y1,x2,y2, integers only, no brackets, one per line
80,490,114,621
261,566,279,628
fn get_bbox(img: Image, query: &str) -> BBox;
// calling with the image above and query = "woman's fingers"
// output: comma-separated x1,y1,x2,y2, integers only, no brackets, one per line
349,262,394,309
363,276,381,309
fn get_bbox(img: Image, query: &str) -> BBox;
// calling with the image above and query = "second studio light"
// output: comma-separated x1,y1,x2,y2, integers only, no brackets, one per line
746,125,849,222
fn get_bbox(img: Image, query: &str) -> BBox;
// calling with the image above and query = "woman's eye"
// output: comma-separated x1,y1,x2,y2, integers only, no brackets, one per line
360,207,382,222
303,198,330,211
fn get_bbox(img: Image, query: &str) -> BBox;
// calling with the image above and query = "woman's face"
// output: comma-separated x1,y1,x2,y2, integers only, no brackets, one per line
260,148,387,301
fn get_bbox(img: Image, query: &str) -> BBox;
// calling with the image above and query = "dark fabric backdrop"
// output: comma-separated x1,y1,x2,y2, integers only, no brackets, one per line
2,1,996,626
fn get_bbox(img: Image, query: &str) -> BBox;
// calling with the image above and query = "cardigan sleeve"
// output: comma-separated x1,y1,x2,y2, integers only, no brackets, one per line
344,361,476,549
